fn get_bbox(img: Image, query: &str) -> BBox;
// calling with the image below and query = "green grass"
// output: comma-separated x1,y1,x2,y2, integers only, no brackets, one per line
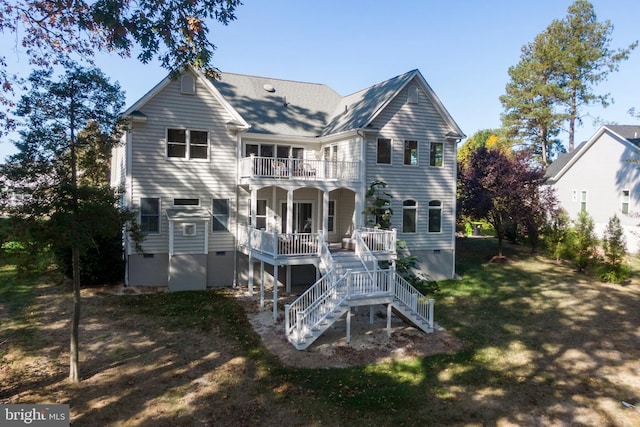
3,238,639,425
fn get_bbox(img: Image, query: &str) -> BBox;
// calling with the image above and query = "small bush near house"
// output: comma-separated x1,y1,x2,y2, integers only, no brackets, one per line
596,214,630,283
569,211,599,273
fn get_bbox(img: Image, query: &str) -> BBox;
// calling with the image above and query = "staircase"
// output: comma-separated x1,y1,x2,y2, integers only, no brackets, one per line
284,235,434,350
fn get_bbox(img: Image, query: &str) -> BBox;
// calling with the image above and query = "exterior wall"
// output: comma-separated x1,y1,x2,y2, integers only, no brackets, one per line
128,72,237,257
128,253,169,286
207,251,235,287
169,254,207,291
365,80,456,277
552,131,640,252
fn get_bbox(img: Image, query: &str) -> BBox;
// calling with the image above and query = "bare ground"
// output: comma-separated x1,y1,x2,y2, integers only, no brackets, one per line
2,249,640,426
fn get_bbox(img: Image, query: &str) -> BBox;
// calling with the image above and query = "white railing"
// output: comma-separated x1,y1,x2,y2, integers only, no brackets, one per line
346,269,392,297
392,273,434,330
317,230,334,274
353,228,378,274
242,226,320,257
285,270,347,346
239,156,360,181
356,227,396,253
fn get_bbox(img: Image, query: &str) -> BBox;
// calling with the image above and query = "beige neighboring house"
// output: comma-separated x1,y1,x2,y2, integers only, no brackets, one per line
111,66,464,349
545,125,640,252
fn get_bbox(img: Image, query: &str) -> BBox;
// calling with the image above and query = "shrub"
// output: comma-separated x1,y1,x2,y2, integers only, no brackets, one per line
571,211,599,273
597,214,629,283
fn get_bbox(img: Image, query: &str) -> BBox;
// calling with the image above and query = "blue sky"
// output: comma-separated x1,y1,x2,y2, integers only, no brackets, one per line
1,0,638,160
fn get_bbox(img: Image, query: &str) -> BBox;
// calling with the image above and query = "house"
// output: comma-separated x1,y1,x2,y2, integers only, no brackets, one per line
545,125,640,252
111,66,464,348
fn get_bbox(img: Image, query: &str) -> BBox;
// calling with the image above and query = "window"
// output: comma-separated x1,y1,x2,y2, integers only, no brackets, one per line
167,128,209,159
429,142,443,167
407,85,419,104
328,200,335,232
404,140,418,165
167,129,186,158
256,199,267,229
402,200,417,233
377,138,391,164
428,200,442,233
580,191,588,213
140,198,160,234
212,199,230,232
180,74,196,94
622,190,630,215
173,198,199,206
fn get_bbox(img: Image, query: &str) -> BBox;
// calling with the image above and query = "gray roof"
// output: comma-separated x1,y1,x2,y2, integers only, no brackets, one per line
211,73,342,137
606,125,640,146
545,125,640,182
211,69,427,137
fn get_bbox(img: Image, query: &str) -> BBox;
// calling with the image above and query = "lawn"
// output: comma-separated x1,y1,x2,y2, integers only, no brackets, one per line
1,238,639,426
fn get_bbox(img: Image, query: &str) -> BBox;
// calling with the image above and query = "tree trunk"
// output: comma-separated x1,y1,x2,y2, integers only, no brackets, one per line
568,87,577,152
69,244,81,382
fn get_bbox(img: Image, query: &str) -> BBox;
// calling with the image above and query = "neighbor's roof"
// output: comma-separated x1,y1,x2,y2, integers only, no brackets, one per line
545,125,640,183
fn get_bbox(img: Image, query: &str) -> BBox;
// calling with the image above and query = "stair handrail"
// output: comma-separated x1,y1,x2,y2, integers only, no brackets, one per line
284,271,347,347
352,228,377,280
317,230,334,274
392,272,434,331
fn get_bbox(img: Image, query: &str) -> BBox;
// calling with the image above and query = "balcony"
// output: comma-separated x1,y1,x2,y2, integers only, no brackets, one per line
239,156,360,183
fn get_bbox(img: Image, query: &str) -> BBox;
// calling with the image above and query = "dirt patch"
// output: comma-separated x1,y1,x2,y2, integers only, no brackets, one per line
232,289,463,369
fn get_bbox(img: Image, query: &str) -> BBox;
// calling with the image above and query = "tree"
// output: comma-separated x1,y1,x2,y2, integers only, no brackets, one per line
457,129,510,167
570,210,599,273
2,63,129,382
598,213,629,283
500,30,566,166
500,1,637,155
363,181,393,229
0,0,242,134
549,1,637,151
458,146,547,257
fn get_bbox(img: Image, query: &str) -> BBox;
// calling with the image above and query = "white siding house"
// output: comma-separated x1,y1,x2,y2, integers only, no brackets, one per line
545,125,640,252
112,66,464,348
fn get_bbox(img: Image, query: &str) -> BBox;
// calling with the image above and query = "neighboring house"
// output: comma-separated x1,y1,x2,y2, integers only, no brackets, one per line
545,125,640,252
111,66,464,348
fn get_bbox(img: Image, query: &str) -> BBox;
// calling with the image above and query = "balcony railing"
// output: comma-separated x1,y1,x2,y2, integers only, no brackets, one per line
239,156,360,181
238,226,396,258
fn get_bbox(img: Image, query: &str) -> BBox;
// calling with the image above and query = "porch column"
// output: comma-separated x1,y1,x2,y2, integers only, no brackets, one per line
286,265,291,293
354,190,364,229
259,261,265,307
286,190,293,234
250,187,257,228
273,264,279,321
248,255,254,296
322,190,329,242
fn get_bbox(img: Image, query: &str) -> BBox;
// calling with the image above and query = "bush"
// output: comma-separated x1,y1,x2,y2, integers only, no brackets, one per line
52,231,125,286
570,211,599,273
597,214,629,283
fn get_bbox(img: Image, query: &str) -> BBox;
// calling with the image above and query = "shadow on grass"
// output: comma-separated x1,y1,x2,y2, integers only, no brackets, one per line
2,238,640,426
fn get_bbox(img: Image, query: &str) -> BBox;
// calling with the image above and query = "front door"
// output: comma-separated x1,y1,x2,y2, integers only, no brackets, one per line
281,202,313,233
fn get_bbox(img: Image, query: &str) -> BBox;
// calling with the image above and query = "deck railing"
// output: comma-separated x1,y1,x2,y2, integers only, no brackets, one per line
239,156,360,181
355,227,396,253
241,225,321,257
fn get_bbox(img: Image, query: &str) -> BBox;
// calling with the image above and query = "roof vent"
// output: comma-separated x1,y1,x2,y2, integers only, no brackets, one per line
263,84,275,93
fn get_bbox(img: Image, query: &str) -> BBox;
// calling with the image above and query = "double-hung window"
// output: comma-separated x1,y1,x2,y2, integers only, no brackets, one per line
212,199,230,232
429,142,443,167
167,128,209,159
140,198,160,234
404,140,418,165
580,191,588,213
328,200,335,232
